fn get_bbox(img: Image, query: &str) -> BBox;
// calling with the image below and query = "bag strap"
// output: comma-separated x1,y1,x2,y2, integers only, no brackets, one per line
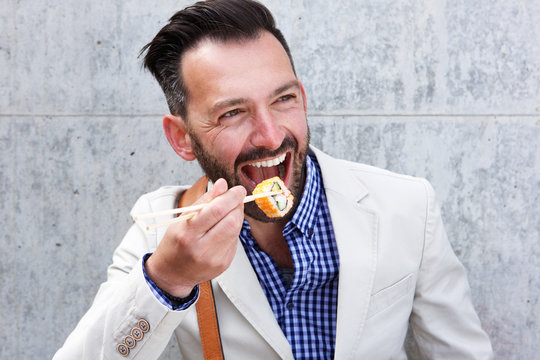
177,176,224,360
196,281,224,360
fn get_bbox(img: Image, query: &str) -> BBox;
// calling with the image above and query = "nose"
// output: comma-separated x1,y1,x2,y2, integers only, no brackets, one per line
250,109,284,150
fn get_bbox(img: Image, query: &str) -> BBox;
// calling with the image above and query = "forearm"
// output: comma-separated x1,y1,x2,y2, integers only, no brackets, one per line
53,257,191,359
54,203,192,360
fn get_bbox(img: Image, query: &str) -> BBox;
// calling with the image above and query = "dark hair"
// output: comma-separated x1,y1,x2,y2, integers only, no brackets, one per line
140,0,295,118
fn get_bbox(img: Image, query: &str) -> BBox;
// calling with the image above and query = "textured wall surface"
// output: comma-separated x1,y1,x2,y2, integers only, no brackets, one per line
1,1,538,359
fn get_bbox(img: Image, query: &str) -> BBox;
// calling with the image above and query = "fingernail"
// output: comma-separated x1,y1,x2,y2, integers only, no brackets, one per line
234,185,247,196
215,178,227,189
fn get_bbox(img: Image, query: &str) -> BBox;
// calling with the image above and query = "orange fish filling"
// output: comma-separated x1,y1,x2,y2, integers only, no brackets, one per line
252,177,294,218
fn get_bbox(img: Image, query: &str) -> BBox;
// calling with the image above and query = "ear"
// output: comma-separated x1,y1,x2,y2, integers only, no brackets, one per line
163,114,196,161
298,80,308,114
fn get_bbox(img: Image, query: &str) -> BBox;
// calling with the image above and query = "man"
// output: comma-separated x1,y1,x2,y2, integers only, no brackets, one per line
54,0,493,359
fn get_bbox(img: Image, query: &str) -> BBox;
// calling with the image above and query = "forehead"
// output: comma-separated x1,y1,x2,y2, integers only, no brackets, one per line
183,31,293,72
180,32,296,109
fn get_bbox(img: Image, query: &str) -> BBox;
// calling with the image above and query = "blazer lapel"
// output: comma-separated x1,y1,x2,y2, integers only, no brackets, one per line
214,147,378,359
312,147,379,359
216,244,294,359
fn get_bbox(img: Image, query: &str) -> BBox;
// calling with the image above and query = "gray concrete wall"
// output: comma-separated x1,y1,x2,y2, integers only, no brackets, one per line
1,0,538,359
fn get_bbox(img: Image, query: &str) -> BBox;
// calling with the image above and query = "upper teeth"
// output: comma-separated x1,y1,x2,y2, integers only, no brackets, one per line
250,153,286,168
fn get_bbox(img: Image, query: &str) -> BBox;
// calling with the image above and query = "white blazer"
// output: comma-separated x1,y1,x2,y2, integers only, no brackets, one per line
54,147,493,359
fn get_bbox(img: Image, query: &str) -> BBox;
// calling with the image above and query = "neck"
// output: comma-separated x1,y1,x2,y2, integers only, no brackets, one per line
246,216,293,269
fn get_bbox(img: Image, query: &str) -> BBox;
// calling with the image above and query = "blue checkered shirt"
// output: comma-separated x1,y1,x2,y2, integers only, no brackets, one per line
239,155,339,360
143,155,340,358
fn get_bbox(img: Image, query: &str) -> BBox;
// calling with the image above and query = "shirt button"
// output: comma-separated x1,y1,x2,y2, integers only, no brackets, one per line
307,228,314,237
286,301,294,310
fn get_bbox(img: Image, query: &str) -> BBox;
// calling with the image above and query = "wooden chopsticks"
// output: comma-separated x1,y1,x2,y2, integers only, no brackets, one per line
134,191,281,230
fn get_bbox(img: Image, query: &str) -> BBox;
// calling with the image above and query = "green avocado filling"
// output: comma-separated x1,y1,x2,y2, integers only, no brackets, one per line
271,182,282,192
271,182,287,211
276,197,287,211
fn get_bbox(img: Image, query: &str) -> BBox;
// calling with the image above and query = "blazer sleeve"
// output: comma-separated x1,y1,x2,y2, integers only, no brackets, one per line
409,180,493,359
53,188,192,360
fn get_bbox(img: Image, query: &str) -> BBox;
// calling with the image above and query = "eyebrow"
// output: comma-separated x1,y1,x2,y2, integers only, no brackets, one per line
209,79,301,115
271,79,301,98
210,97,249,116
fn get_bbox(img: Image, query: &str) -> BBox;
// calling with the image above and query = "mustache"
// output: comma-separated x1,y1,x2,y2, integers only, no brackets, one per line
235,136,298,168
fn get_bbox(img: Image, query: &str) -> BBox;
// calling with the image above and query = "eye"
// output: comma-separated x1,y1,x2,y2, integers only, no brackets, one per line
276,94,296,102
219,108,241,119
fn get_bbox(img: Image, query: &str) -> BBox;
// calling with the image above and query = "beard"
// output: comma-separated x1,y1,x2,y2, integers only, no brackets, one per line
188,127,310,223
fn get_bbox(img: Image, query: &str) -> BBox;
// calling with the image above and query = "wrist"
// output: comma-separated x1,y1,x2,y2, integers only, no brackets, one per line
160,285,198,305
145,253,196,298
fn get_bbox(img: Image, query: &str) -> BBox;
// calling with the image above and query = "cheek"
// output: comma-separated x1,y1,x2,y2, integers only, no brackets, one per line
289,117,309,144
213,130,248,164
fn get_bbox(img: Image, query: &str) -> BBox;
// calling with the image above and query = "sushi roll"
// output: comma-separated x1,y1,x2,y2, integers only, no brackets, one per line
252,177,294,218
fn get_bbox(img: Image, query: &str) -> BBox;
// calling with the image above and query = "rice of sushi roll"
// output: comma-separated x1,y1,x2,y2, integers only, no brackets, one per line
252,176,294,218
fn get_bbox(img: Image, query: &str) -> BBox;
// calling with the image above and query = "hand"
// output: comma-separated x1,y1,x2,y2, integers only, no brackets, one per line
145,178,246,297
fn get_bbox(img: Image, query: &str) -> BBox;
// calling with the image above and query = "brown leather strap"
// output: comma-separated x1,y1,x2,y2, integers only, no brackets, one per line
196,281,224,360
178,176,224,360
178,176,210,209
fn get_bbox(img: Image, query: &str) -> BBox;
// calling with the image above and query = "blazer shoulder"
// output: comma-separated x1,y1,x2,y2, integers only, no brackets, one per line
346,159,426,185
333,156,432,195
311,147,434,205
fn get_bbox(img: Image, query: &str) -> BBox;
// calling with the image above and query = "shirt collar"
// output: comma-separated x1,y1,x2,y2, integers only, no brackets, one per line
284,154,321,238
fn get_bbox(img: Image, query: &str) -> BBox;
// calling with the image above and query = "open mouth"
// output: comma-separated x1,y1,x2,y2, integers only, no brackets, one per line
240,152,292,190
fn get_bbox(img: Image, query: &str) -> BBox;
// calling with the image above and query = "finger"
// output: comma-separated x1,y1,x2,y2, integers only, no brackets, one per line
209,235,240,274
185,184,245,238
197,185,245,223
177,178,229,228
197,207,243,272
192,178,228,207
202,201,245,247
163,179,228,240
208,178,228,198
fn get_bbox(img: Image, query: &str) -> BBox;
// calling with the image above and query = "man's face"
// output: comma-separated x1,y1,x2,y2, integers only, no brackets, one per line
181,32,310,222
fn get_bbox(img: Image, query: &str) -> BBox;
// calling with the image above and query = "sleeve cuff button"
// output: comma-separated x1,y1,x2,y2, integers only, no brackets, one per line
124,335,136,349
138,319,150,333
131,327,144,341
117,344,129,356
